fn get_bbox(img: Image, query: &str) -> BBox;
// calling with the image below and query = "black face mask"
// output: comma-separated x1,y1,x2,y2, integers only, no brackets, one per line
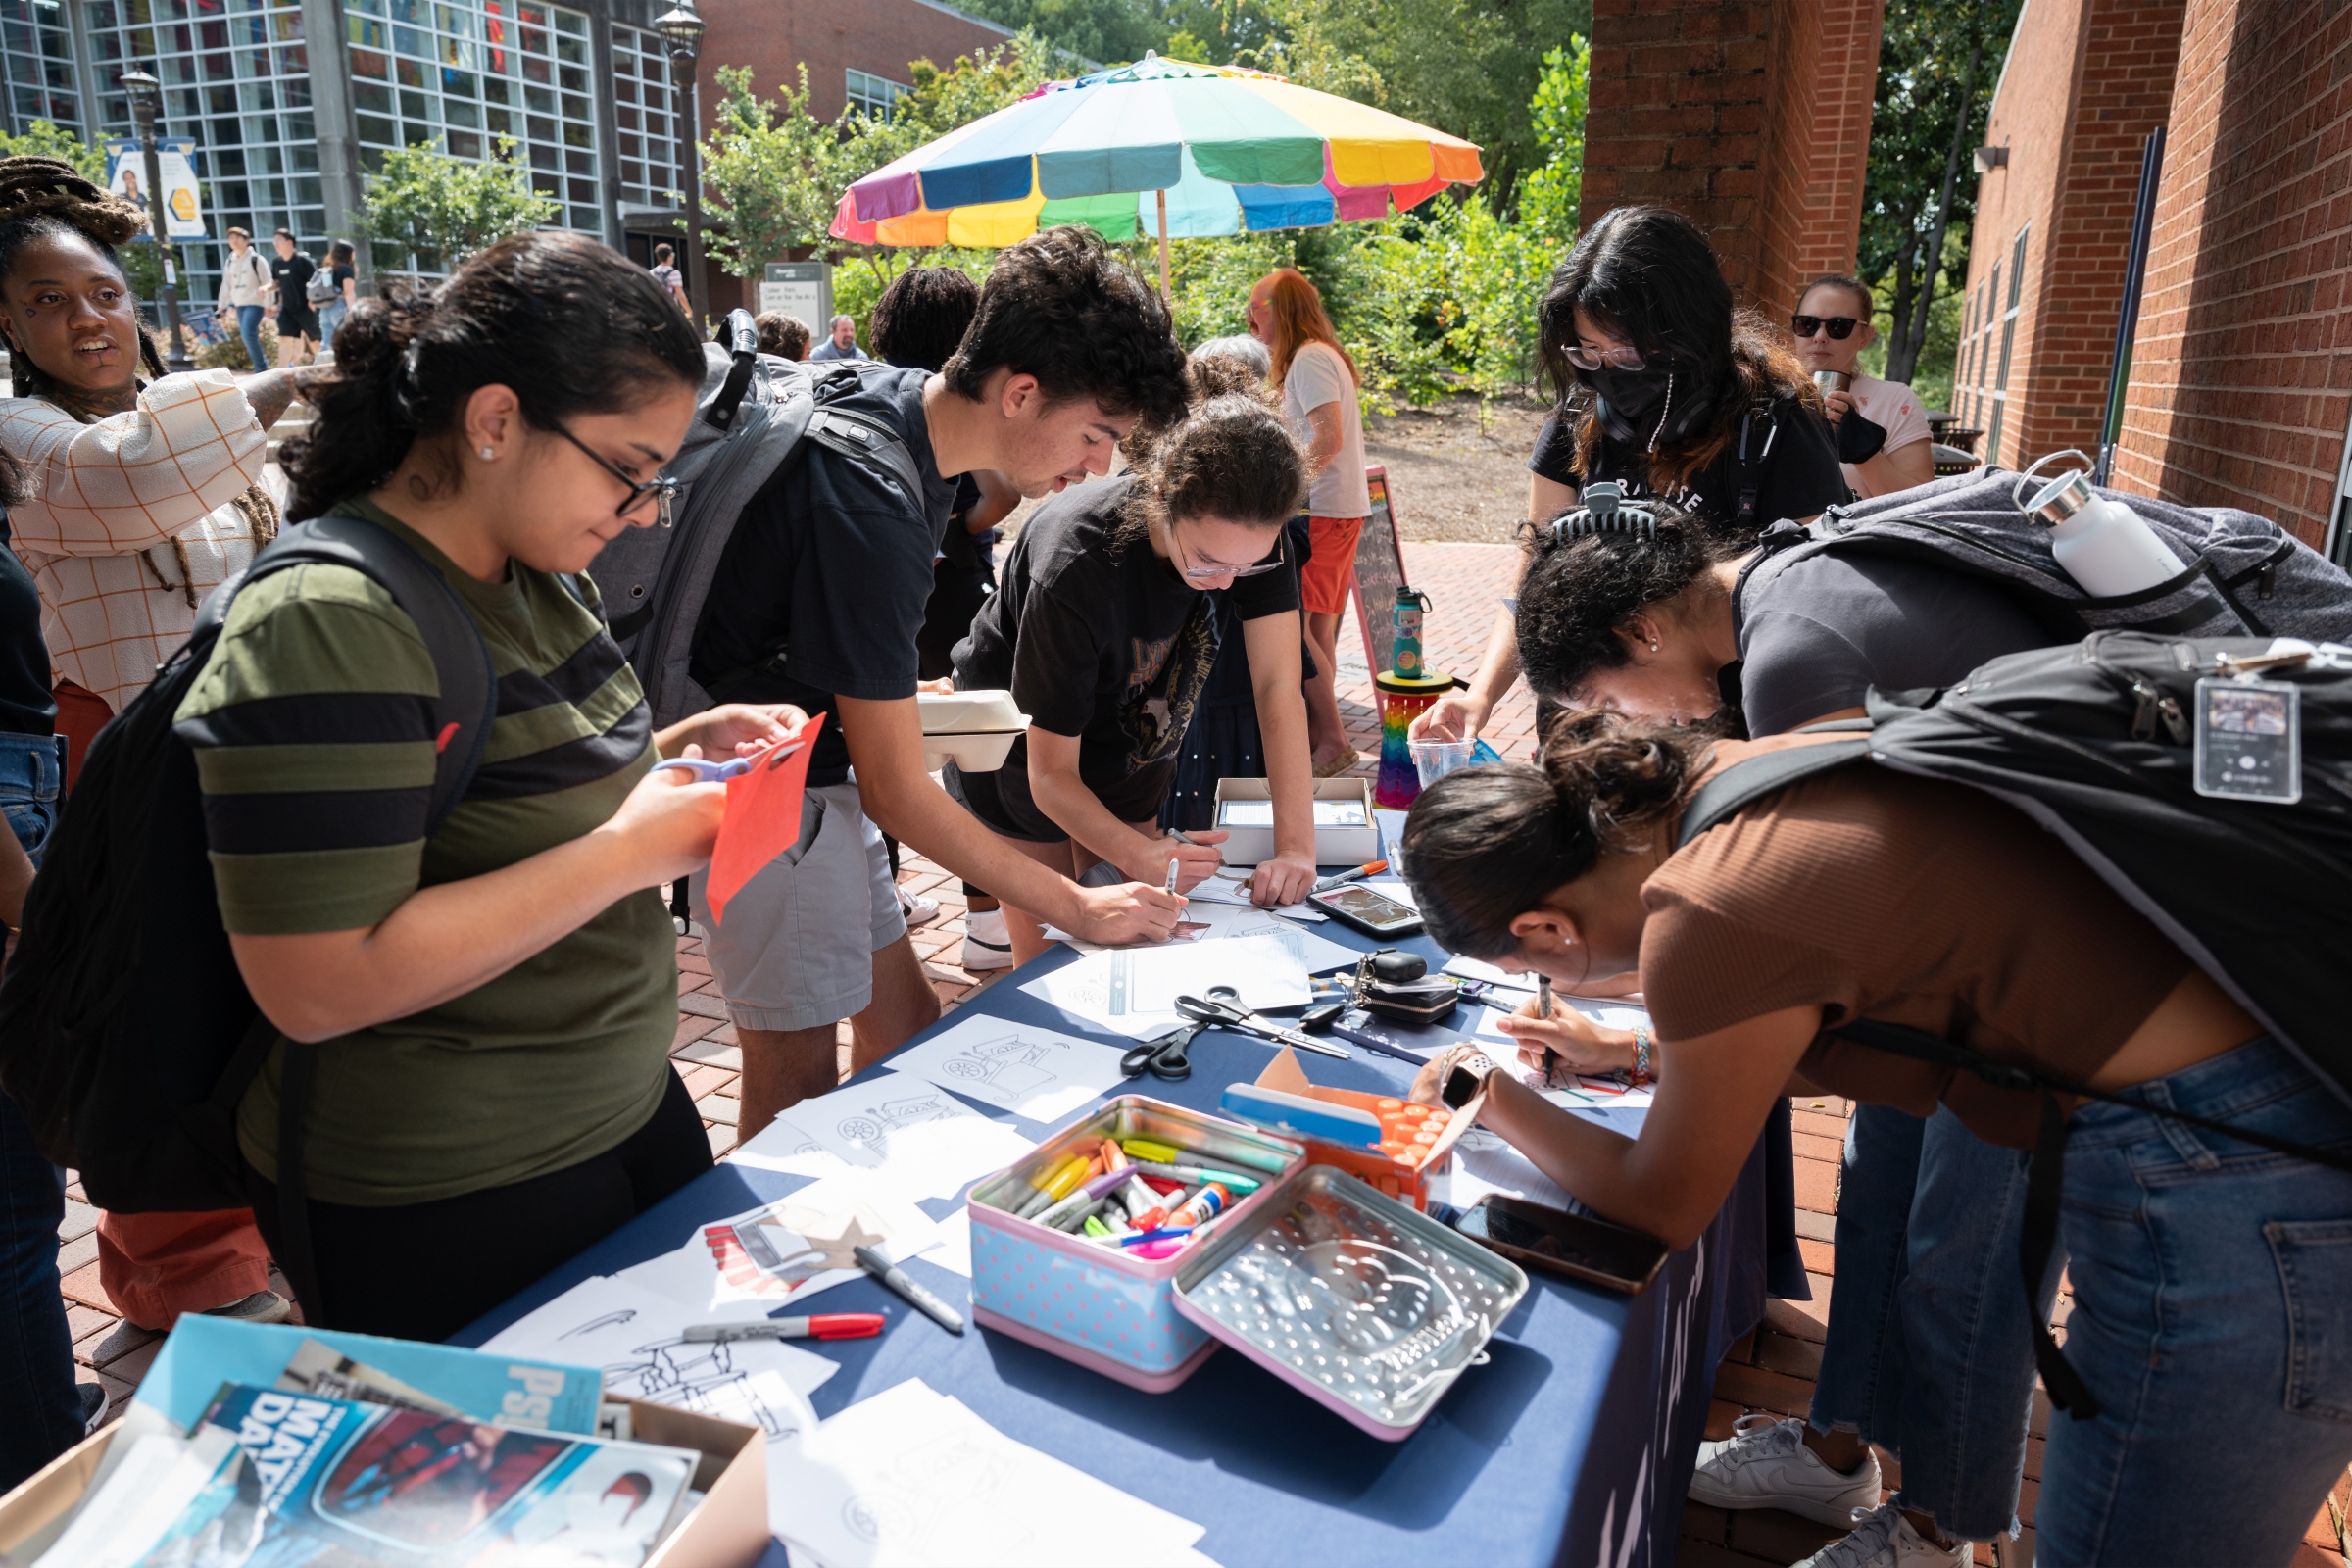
1590,362,1711,450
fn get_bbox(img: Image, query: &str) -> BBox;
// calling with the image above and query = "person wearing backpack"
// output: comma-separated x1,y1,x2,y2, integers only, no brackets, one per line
1409,205,1846,755
685,226,1191,1138
1400,710,2352,1568
215,224,270,371
316,239,357,353
269,229,319,367
167,229,792,1341
0,156,310,1334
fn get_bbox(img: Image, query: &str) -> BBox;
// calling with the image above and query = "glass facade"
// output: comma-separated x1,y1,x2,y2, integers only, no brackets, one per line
81,0,321,315
0,0,83,134
610,18,674,215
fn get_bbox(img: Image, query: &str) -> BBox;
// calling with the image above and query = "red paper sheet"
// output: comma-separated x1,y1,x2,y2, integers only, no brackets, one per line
704,713,825,925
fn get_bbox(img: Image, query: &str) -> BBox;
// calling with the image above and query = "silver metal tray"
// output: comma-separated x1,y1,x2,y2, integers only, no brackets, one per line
1170,1165,1529,1438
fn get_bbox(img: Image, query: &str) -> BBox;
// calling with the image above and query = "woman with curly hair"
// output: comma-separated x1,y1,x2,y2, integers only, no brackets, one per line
1413,206,1847,751
0,155,310,1336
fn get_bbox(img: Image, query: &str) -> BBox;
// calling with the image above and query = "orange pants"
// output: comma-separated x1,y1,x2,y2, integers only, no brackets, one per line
96,1208,273,1330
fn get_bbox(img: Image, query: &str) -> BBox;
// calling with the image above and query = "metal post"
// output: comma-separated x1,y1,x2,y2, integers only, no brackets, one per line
683,74,706,318
122,69,192,374
653,4,707,326
1155,188,1170,302
2094,125,2166,487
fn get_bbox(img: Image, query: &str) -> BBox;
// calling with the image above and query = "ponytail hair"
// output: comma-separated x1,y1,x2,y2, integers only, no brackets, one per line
0,155,166,399
281,229,705,519
1515,498,1736,703
1401,709,1707,960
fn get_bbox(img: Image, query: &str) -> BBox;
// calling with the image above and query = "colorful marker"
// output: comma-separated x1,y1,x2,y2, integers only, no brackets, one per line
683,1313,885,1343
1039,1154,1092,1202
1118,1226,1196,1248
1082,1215,1113,1239
1130,1159,1262,1195
1121,1137,1184,1164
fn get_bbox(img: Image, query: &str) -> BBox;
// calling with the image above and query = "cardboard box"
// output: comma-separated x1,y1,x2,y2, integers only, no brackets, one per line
1209,775,1380,865
1236,1046,1474,1209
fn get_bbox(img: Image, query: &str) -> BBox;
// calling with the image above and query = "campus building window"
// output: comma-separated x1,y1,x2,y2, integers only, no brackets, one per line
346,0,602,267
612,22,676,216
846,66,906,121
83,0,322,314
1984,226,2030,464
0,0,84,135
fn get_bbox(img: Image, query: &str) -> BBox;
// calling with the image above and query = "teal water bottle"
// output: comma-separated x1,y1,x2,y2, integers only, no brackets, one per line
1392,587,1430,677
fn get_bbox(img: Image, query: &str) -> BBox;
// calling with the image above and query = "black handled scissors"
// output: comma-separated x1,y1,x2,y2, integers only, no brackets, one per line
1121,1021,1200,1081
1175,985,1351,1060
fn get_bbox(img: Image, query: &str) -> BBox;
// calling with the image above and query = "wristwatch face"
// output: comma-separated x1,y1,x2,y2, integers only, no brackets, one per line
1442,1063,1485,1110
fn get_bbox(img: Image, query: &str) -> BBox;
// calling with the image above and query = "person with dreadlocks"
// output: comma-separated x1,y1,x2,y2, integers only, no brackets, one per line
0,155,307,1337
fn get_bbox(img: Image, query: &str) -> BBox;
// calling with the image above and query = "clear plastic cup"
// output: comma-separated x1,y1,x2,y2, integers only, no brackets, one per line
1409,738,1477,789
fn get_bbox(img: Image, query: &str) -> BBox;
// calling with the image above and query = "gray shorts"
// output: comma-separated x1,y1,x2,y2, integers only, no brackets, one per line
690,777,907,1032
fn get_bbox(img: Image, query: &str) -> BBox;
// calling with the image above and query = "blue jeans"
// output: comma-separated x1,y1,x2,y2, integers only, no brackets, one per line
233,303,266,371
1810,1104,2050,1542
0,737,78,1488
318,298,346,349
2037,1037,2352,1565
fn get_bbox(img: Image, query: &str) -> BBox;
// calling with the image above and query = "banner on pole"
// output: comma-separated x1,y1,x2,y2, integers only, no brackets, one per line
104,138,206,239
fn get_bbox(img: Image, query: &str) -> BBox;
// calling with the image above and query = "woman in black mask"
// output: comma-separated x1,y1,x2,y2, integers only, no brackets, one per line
1414,205,1844,750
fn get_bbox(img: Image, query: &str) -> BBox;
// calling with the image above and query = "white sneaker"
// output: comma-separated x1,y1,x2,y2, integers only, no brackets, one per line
1796,1502,1972,1568
1688,1414,1882,1526
959,907,1013,971
900,890,941,928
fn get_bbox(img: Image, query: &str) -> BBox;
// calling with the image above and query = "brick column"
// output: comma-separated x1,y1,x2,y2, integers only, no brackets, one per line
1584,0,1882,311
2111,0,2352,549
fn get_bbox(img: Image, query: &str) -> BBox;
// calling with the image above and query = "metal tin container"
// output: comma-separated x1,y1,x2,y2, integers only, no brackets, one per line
966,1096,1305,1392
1170,1166,1529,1440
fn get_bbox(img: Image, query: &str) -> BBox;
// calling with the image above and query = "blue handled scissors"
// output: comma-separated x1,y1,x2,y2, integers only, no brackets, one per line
652,741,803,782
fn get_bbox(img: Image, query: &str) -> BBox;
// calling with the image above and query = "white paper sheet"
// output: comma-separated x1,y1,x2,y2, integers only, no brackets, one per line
1363,878,1418,909
785,1076,1037,1201
1021,932,1312,1039
767,1379,1211,1568
1444,954,1541,991
482,1273,834,1439
917,1208,972,1277
1179,876,1326,917
874,1015,1131,1124
1469,1006,1659,1109
728,1109,865,1178
616,1174,941,1316
1181,906,1359,973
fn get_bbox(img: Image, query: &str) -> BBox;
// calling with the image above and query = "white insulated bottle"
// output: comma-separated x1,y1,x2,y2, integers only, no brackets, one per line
2022,466,2184,597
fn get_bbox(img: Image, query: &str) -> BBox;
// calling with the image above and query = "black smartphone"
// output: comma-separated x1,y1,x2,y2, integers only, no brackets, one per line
1451,1195,1669,1295
1308,883,1424,937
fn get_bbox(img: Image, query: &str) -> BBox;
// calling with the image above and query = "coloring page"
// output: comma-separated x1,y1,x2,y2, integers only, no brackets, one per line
1022,933,1311,1039
877,1016,1131,1123
481,1274,833,1442
730,1108,870,1175
616,1174,940,1314
788,1078,1036,1201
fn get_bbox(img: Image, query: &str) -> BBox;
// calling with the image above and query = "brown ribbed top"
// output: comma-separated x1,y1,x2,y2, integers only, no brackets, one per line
1640,766,2189,1148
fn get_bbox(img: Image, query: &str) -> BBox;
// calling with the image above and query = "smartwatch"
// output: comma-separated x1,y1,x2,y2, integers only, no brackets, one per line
1440,1051,1500,1110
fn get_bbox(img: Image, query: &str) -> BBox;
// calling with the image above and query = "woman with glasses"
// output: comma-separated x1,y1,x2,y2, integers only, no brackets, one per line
175,230,804,1340
943,361,1320,964
1413,205,1845,752
1791,274,1935,498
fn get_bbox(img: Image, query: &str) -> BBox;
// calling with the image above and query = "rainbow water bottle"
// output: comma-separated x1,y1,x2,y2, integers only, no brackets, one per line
1392,587,1431,677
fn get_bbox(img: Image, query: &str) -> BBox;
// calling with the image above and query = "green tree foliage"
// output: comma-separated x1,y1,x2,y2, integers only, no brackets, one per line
1859,0,2023,385
0,119,104,182
361,134,557,275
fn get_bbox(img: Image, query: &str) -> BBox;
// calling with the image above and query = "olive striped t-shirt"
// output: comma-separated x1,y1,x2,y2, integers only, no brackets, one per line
174,499,678,1206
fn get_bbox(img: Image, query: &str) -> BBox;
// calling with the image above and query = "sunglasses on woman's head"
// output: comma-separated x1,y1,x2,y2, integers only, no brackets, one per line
1562,342,1649,371
1790,315,1859,340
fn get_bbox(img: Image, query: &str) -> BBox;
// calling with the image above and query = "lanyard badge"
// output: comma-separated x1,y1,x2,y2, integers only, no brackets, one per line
2191,673,2301,805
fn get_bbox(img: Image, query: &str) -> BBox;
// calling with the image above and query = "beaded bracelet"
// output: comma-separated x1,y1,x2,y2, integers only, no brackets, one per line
1631,1024,1655,1085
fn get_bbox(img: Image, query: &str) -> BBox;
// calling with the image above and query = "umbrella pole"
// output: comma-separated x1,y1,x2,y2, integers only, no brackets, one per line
1155,189,1171,302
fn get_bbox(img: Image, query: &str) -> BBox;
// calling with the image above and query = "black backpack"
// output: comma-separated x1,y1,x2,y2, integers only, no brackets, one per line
1678,630,2352,1417
0,514,495,1313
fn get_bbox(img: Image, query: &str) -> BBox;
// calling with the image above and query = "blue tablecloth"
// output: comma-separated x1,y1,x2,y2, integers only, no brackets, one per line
458,916,1774,1565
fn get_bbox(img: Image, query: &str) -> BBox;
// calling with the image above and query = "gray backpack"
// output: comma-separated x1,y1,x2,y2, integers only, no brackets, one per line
1740,466,2352,644
587,310,925,728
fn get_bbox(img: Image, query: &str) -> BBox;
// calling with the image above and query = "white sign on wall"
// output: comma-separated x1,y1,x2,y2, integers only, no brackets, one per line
759,260,829,327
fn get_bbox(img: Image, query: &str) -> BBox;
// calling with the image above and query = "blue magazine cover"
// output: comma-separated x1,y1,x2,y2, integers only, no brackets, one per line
126,1383,697,1566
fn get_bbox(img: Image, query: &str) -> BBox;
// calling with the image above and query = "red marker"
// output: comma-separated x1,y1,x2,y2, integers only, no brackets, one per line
681,1313,886,1343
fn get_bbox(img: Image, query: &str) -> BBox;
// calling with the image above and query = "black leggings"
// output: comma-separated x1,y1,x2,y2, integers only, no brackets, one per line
243,1068,711,1342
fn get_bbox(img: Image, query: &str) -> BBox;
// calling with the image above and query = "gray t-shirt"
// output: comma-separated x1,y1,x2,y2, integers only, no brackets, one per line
1736,552,2051,735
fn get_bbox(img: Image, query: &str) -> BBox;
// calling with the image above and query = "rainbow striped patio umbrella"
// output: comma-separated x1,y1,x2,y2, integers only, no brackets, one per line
830,52,1483,293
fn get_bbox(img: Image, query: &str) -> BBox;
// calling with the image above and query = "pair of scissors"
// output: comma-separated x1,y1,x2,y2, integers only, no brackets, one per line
1120,1021,1200,1081
1175,985,1351,1060
652,741,804,782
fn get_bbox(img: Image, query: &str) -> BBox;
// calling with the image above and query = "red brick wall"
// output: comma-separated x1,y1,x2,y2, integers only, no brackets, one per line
698,0,1010,126
1584,0,1882,312
2110,0,2352,547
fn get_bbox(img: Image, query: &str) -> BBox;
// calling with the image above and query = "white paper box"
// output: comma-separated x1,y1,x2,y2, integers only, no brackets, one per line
1210,776,1380,865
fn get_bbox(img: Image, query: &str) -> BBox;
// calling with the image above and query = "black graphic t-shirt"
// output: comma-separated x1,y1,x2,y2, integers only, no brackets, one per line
948,474,1298,837
1528,392,1846,544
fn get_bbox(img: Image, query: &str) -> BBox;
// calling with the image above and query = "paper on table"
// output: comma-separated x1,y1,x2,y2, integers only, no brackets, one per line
766,1379,1210,1568
1189,907,1359,974
1363,878,1417,909
727,1108,866,1178
1179,875,1325,918
1439,1126,1576,1212
1444,953,1540,991
1047,897,1342,956
792,1074,1036,1200
1471,1004,1659,1109
706,714,823,926
481,1273,834,1440
876,1015,1130,1124
1022,932,1312,1039
616,1173,940,1315
918,1208,972,1277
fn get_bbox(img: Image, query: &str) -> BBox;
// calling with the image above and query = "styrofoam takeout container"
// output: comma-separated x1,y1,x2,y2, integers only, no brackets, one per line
918,689,1028,772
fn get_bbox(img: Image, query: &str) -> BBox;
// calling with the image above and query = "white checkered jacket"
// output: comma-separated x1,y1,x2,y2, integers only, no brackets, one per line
2,368,270,712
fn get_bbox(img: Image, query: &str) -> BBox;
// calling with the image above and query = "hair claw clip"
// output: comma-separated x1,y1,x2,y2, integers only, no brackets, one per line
1550,480,1660,543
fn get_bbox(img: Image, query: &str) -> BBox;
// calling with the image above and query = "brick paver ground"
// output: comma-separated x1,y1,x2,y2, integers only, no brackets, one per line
49,540,2347,1561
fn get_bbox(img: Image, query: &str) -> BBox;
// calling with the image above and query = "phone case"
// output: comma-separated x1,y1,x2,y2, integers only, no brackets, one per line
1308,889,1424,937
1453,1196,1669,1296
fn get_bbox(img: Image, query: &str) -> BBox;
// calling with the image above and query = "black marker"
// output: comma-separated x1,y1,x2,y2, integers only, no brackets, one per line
853,1245,965,1336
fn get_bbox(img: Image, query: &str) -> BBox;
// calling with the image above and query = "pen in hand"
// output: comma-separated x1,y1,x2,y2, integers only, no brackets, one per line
1165,856,1180,897
1536,975,1557,1083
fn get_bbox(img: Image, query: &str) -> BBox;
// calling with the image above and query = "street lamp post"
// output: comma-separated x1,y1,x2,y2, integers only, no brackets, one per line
120,67,193,374
653,2,706,324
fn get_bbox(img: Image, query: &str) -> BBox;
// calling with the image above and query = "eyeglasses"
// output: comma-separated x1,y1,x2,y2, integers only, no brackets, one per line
1562,342,1648,371
549,419,678,525
1790,315,1860,340
1171,521,1287,582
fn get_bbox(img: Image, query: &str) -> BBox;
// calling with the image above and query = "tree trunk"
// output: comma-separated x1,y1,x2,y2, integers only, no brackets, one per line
1887,3,1990,385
